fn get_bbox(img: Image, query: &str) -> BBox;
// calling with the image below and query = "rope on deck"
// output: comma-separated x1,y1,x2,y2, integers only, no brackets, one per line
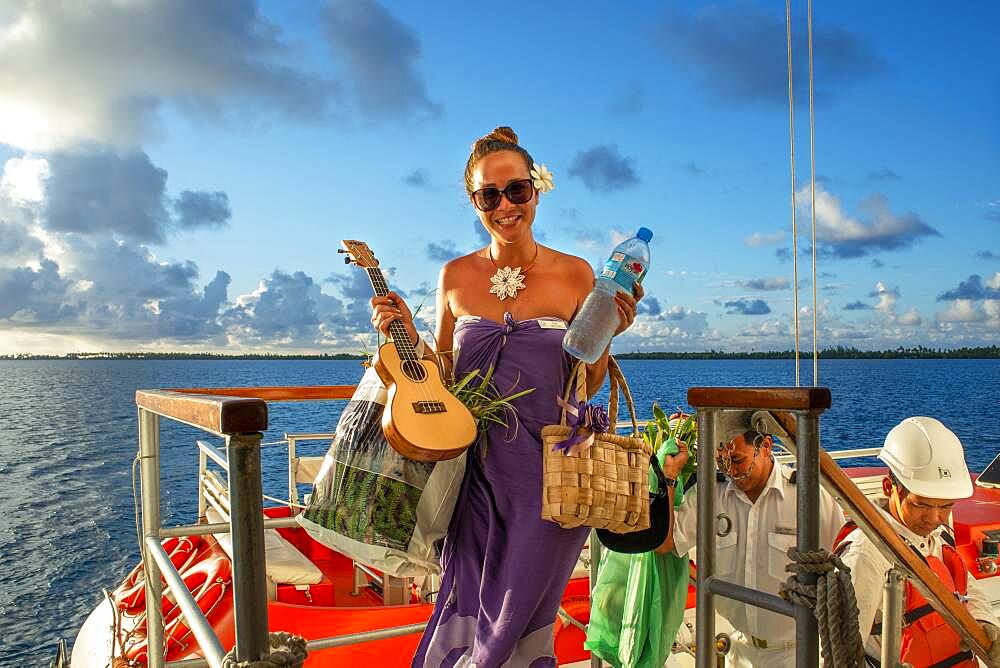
779,548,865,668
221,632,308,667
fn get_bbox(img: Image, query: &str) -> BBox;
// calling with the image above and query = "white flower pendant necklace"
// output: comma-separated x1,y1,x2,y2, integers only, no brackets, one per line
488,243,539,301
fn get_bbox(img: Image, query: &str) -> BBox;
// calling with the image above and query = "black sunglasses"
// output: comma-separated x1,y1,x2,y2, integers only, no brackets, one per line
471,179,535,212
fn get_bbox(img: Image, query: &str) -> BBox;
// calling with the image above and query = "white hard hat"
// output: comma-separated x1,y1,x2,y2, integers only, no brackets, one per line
878,417,973,500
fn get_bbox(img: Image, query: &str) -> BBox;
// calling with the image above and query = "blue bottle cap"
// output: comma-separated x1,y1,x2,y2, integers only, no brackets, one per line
636,227,653,242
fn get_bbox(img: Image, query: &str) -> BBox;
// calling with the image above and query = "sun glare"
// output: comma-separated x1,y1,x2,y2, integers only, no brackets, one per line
1,155,49,204
0,100,57,153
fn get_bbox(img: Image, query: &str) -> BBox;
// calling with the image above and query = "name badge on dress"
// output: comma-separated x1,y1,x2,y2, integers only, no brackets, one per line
773,525,796,536
537,319,568,330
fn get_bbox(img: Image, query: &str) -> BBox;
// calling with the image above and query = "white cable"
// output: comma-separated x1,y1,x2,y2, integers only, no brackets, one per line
262,493,308,510
786,0,801,386
808,0,819,386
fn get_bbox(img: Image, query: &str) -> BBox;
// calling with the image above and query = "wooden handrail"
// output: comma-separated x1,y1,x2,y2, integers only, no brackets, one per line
766,411,992,663
687,387,831,411
164,385,357,402
135,385,357,436
136,390,268,435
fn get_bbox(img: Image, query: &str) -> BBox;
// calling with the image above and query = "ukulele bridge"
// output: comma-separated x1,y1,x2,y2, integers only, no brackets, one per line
412,401,447,414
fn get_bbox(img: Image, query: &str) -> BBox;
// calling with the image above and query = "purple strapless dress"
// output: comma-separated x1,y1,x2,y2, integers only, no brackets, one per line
412,313,590,668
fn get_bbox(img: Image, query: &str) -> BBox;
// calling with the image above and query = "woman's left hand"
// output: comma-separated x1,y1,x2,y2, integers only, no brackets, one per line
613,282,644,336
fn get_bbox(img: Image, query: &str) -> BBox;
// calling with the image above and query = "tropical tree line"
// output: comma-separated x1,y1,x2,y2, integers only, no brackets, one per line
3,345,999,360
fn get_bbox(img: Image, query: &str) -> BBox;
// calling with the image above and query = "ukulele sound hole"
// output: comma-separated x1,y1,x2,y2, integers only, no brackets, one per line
401,360,427,382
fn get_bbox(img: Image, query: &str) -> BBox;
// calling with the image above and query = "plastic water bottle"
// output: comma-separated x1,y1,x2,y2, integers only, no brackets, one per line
563,227,653,363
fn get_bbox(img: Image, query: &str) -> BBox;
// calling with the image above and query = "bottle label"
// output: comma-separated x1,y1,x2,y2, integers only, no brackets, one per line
600,252,647,292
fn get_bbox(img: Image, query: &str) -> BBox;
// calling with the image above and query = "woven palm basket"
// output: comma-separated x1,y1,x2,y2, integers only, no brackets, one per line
541,357,652,533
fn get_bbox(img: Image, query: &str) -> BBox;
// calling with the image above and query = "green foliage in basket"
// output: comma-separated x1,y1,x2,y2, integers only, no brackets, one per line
644,403,698,479
449,367,535,454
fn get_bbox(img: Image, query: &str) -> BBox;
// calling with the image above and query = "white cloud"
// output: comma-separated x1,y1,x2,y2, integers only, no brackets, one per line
864,281,921,326
320,0,440,121
984,300,1000,322
735,318,790,339
783,185,939,259
871,281,899,318
1,155,48,203
932,273,1000,337
609,228,631,246
897,308,922,326
740,276,790,291
611,304,715,351
936,299,986,323
744,230,786,247
745,191,934,260
0,1,338,151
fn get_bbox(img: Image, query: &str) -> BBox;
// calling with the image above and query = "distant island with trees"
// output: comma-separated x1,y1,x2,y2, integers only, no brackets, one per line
3,345,999,360
0,352,369,360
615,345,1000,360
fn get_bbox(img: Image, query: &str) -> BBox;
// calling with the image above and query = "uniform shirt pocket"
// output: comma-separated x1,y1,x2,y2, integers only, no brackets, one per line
716,530,740,578
767,531,797,580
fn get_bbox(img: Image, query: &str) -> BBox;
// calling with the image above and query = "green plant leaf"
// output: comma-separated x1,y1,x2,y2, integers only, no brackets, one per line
447,366,536,453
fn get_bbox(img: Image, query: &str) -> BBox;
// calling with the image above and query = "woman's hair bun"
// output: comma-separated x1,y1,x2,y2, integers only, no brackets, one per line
464,125,533,195
475,126,518,148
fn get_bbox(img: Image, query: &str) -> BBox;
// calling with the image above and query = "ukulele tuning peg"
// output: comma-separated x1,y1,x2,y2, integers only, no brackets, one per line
344,256,352,264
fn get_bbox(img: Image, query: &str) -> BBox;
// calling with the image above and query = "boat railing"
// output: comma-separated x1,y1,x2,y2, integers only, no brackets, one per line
283,433,335,507
684,387,993,668
134,384,991,668
134,384,434,668
682,387,832,668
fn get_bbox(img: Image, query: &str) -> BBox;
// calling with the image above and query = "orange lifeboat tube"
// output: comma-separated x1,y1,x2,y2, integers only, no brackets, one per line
124,555,233,664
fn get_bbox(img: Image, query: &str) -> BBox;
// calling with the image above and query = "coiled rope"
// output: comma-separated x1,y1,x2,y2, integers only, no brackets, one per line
779,548,866,668
221,632,308,667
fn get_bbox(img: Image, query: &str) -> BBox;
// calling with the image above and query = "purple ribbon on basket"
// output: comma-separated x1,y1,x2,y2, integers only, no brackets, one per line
553,396,610,456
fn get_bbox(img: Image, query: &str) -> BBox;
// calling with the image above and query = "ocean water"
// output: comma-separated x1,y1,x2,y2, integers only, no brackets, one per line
0,358,998,663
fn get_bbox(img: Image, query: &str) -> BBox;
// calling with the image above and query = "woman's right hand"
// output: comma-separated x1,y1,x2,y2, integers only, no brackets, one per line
662,439,689,481
370,291,418,345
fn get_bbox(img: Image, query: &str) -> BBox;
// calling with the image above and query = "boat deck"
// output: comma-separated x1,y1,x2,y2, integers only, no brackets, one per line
70,387,1000,668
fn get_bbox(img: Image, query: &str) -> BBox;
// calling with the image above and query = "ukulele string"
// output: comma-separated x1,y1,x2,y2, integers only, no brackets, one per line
367,266,433,404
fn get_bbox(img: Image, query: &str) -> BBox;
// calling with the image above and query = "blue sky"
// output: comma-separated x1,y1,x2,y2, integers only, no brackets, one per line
0,0,997,354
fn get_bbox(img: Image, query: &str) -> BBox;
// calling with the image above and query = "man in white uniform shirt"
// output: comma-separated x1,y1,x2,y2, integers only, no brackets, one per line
835,417,1000,668
655,411,844,668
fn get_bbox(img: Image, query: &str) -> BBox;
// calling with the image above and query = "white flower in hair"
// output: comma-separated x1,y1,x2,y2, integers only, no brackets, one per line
530,163,555,193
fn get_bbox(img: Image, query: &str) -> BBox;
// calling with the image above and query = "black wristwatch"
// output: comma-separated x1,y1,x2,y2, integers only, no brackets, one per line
662,475,677,488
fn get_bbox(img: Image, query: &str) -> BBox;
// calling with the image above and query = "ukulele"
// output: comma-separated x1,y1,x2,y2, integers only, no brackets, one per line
340,240,477,462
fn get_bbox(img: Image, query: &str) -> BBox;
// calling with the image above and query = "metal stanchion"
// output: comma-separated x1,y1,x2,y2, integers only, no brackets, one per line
880,568,905,668
794,411,821,668
226,431,269,661
696,409,719,668
139,408,166,667
590,529,602,668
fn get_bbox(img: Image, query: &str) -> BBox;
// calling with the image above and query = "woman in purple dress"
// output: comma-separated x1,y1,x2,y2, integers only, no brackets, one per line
370,126,642,667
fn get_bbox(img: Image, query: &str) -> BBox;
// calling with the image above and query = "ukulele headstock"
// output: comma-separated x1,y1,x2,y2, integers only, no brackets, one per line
340,240,379,270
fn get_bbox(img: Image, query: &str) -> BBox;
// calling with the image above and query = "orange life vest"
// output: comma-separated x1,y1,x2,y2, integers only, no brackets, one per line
834,520,977,668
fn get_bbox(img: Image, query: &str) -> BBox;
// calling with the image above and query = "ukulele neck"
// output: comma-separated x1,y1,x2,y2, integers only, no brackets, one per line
366,267,418,362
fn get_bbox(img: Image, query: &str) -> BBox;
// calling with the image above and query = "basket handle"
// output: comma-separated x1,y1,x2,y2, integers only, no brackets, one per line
558,358,640,439
558,360,589,427
607,357,641,437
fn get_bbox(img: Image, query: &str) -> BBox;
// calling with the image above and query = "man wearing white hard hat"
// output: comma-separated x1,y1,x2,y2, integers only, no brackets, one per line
835,417,1000,668
656,410,844,668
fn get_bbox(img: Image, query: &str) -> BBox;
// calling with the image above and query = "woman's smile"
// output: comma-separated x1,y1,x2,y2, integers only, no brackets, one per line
493,212,523,227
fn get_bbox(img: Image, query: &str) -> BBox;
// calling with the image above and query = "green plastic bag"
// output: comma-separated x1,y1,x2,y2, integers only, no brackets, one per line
585,437,691,668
